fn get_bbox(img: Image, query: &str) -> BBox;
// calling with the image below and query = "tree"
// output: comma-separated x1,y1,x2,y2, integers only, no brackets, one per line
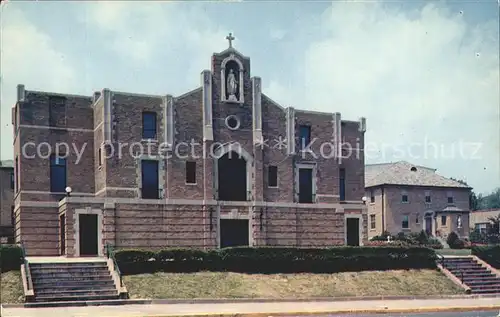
483,188,500,209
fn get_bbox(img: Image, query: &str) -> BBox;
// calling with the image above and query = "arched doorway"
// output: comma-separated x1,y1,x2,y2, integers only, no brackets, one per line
217,151,248,201
424,211,434,236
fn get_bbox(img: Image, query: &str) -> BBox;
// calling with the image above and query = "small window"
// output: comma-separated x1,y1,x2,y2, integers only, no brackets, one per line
186,161,196,184
15,156,19,193
441,215,447,226
402,215,409,229
370,190,375,203
10,172,14,189
425,191,431,203
447,196,454,204
299,125,311,150
98,148,102,167
11,205,15,226
339,168,346,201
142,112,157,139
401,193,408,203
370,215,376,229
415,213,420,224
268,165,278,187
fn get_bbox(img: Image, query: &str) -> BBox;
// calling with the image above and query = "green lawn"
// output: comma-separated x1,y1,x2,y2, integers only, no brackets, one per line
124,270,464,299
0,271,24,304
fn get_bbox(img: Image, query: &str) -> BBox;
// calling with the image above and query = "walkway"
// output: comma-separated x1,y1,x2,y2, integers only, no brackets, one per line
2,297,500,317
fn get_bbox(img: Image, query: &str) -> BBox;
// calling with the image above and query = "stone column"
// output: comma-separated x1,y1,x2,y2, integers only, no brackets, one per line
252,77,264,202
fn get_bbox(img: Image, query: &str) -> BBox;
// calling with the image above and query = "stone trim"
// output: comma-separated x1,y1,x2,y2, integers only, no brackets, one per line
103,89,112,143
20,190,94,196
59,196,365,210
220,54,244,104
94,187,137,196
18,125,94,133
286,107,295,155
332,112,342,163
73,207,104,257
252,77,262,144
359,117,367,132
297,109,338,116
262,93,285,110
201,70,214,141
17,84,26,102
175,87,202,100
163,95,175,146
112,90,163,98
25,89,91,100
19,201,60,208
344,213,364,246
317,194,340,198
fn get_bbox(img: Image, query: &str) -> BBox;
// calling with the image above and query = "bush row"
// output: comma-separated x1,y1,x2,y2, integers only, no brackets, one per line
113,246,438,275
0,244,23,272
472,245,500,268
370,231,443,249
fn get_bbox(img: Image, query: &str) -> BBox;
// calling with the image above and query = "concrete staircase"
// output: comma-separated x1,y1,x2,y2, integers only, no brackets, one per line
442,257,500,294
28,259,121,302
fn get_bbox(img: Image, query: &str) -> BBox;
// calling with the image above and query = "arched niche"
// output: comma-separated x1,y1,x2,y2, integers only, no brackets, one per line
221,54,244,103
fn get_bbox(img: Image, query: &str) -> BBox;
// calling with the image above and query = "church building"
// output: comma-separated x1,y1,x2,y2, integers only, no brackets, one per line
12,34,368,256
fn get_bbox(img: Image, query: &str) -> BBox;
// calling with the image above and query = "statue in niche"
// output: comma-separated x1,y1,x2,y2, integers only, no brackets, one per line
226,68,239,101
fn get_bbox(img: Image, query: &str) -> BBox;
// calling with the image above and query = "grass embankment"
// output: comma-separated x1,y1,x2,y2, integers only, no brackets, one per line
124,270,463,299
0,271,24,304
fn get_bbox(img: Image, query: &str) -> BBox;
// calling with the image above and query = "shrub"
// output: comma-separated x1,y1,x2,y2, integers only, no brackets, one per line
472,245,500,268
0,244,23,272
447,232,465,249
112,246,437,275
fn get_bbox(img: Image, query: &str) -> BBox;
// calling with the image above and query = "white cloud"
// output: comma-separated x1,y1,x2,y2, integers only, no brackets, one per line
0,5,79,160
292,1,499,193
270,28,287,41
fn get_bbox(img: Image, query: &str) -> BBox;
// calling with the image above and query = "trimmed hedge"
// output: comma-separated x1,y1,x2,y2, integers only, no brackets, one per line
113,246,437,275
0,244,23,272
472,245,500,268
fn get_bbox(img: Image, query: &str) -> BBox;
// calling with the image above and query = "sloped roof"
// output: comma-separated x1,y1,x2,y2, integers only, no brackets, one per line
0,160,13,168
365,161,470,189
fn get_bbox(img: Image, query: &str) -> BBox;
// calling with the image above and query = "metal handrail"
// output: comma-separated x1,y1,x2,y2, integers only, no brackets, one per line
105,243,122,288
19,242,32,291
438,254,465,284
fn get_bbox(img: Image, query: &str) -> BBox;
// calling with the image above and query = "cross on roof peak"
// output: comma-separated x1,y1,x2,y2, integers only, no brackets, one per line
226,32,235,48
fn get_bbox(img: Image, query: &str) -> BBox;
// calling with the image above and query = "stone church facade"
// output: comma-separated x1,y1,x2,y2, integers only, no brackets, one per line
12,38,368,257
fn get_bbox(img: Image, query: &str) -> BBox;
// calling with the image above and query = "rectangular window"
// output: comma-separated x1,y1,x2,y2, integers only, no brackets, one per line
441,215,447,226
10,172,14,189
339,168,346,201
142,112,157,139
186,161,196,184
447,196,454,204
370,190,375,203
402,215,409,229
299,125,311,150
98,148,102,167
425,191,431,203
415,213,420,224
401,193,408,203
50,155,67,193
370,214,376,229
298,168,314,203
49,96,66,127
268,165,278,187
11,205,15,226
141,160,159,199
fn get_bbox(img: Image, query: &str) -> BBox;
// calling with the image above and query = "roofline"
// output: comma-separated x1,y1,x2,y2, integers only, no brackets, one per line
365,183,472,190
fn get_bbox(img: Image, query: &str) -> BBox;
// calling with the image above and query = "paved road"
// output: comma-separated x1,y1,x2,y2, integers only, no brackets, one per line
322,311,498,317
2,298,500,317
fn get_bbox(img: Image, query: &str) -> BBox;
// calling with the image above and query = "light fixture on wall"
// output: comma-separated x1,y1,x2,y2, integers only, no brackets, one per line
65,186,72,197
362,196,367,205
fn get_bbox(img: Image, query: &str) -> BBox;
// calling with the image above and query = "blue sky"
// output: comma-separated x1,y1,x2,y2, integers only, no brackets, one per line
1,1,499,194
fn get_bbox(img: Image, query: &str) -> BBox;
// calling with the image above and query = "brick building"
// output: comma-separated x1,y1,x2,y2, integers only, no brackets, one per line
0,160,15,243
13,38,368,257
365,161,471,239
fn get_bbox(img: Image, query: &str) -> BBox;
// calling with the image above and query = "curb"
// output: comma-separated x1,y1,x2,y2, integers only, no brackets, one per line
2,294,500,309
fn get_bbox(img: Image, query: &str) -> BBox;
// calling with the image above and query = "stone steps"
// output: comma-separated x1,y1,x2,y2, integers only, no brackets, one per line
29,260,120,303
442,257,500,294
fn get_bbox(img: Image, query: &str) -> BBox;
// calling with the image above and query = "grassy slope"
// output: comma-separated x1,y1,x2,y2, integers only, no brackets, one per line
124,269,464,299
0,271,24,304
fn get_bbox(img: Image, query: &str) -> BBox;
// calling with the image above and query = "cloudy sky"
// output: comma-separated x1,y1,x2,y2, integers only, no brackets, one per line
1,1,499,194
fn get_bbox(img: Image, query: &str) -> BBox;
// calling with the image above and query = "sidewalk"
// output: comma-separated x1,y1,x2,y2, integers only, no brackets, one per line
2,297,500,317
